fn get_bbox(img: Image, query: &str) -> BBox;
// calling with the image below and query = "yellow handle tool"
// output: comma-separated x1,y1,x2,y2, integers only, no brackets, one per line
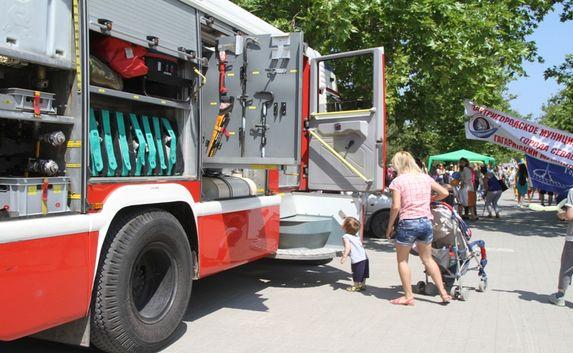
206,115,226,157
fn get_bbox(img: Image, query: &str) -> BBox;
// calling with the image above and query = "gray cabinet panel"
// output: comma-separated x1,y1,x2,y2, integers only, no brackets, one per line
307,48,386,192
0,0,73,68
201,33,303,167
88,0,198,58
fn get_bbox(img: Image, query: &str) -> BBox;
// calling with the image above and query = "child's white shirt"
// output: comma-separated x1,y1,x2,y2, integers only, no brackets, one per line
342,233,367,264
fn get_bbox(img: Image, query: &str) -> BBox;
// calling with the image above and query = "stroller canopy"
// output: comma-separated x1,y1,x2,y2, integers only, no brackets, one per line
427,149,496,168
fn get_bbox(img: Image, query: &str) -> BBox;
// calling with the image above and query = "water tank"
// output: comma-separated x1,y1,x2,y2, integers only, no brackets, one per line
201,175,257,201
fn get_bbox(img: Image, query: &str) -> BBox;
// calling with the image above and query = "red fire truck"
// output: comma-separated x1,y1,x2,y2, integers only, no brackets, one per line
0,1,386,352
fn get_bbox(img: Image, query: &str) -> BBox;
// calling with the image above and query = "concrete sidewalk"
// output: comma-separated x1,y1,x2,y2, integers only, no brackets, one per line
2,193,572,353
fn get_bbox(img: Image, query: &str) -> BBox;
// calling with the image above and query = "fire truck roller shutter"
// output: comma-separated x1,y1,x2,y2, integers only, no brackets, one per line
90,208,193,353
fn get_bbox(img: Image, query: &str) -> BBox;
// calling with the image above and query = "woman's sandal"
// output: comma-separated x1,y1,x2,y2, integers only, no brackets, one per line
440,294,452,305
390,296,415,306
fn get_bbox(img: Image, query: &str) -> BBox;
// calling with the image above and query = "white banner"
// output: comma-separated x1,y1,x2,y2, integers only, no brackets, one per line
464,100,573,169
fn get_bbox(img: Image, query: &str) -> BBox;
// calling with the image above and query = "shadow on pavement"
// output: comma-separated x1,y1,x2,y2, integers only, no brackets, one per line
470,201,566,237
493,289,573,309
0,259,350,353
184,258,350,322
0,338,92,353
364,238,395,253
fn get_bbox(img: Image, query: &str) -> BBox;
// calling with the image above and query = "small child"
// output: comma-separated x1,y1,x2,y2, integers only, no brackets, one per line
340,217,369,292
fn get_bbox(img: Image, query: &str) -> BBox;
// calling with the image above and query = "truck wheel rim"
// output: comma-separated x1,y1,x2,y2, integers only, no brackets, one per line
130,243,178,324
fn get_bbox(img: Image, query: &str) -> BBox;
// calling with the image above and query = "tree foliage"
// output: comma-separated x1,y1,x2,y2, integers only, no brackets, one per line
539,3,573,133
541,54,573,132
232,0,557,162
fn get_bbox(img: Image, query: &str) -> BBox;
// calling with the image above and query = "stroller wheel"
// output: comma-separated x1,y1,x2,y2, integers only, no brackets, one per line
450,285,458,298
459,288,470,301
425,282,438,296
416,281,426,294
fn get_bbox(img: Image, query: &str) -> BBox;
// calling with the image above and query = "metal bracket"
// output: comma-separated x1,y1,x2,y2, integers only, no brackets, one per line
178,47,196,59
146,36,160,48
97,18,113,34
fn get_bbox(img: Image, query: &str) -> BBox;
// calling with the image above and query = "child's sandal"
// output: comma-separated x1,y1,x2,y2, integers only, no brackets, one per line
346,286,361,292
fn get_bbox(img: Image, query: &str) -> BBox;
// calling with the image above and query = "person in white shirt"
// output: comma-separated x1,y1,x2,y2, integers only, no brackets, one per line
340,217,369,292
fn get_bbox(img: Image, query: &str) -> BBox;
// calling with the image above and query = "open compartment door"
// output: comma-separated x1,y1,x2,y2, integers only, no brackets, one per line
201,33,303,167
307,48,385,192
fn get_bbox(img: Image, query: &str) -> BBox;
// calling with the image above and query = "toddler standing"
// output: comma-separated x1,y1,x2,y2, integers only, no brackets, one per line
340,217,369,292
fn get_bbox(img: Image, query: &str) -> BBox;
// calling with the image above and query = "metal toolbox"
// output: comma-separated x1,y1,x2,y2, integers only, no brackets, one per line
0,88,56,114
0,177,69,217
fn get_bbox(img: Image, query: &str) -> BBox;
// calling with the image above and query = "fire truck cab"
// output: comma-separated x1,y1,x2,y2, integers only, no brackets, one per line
0,1,386,352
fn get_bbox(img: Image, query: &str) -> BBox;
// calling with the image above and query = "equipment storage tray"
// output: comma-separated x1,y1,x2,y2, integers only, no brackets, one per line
0,177,69,218
0,88,57,115
0,0,73,69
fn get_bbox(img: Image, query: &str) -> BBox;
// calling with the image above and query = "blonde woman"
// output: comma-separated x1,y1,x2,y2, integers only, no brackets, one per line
385,151,452,305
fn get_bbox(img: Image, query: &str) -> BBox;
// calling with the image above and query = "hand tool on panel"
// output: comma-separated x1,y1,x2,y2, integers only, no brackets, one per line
206,97,235,157
254,91,274,158
239,36,260,157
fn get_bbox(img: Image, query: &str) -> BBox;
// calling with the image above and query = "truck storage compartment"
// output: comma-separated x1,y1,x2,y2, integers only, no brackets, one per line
0,177,69,218
88,106,183,177
200,33,303,167
0,119,71,178
88,0,198,60
201,175,257,201
0,0,73,68
90,33,195,102
88,24,198,180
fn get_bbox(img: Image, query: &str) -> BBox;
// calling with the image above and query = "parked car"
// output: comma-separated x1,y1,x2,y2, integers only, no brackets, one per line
365,191,392,237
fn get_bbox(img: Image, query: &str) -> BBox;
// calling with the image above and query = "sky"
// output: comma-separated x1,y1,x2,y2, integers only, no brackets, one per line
507,6,573,119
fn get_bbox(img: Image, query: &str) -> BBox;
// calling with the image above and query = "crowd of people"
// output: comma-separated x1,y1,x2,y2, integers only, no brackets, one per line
391,158,570,218
348,151,573,308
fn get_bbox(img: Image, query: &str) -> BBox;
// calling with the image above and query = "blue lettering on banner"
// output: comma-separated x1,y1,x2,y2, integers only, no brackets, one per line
526,155,573,196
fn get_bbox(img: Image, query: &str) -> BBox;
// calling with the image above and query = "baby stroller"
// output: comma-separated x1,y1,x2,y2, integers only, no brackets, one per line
413,202,488,301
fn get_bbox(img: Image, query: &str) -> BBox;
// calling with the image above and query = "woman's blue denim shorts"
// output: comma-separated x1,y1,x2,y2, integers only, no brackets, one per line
395,217,433,246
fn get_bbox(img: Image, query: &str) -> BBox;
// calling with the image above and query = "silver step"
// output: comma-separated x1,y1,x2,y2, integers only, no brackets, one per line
272,244,343,260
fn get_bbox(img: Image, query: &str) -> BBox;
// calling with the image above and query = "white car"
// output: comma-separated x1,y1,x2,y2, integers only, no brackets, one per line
365,190,392,237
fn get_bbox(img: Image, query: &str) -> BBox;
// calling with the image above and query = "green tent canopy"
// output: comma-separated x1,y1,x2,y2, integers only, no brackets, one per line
427,149,495,168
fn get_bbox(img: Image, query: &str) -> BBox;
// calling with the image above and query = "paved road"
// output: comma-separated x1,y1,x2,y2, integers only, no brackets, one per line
2,193,572,353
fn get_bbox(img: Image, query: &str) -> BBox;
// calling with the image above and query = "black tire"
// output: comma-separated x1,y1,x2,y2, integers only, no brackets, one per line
91,209,193,353
369,210,390,238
